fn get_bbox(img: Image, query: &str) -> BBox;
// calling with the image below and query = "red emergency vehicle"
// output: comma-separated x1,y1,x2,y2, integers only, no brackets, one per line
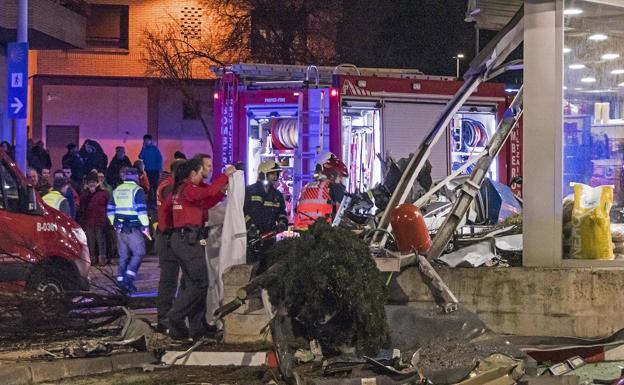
212,63,522,214
0,150,90,295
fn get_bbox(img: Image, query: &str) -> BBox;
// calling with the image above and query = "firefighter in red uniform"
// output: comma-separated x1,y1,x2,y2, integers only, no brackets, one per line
155,159,185,332
163,158,236,340
294,152,348,230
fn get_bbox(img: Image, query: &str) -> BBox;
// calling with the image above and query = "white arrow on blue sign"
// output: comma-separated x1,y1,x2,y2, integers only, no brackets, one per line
6,42,28,119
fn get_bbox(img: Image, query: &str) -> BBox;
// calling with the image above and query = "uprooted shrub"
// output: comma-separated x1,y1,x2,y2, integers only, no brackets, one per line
265,220,388,356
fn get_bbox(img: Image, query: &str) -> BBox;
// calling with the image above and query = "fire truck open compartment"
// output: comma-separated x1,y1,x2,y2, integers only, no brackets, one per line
452,106,498,180
341,100,382,192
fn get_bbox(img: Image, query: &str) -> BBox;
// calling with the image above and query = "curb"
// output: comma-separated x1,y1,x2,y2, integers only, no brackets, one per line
161,351,268,366
0,352,155,385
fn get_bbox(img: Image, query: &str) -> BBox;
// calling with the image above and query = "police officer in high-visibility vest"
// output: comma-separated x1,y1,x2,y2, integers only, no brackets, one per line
294,152,348,230
42,175,72,217
161,158,235,341
107,167,149,293
244,160,288,269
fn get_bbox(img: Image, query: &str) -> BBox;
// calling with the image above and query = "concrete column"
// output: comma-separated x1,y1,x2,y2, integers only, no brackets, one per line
523,0,564,266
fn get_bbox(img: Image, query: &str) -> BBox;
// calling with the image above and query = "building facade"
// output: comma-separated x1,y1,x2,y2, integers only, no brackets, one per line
28,0,215,170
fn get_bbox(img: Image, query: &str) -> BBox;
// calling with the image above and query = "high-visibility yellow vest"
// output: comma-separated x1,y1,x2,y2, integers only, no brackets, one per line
112,182,141,216
108,181,149,227
42,190,66,210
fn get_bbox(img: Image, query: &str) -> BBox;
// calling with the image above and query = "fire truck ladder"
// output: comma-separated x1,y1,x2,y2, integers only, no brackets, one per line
370,5,525,249
210,63,451,85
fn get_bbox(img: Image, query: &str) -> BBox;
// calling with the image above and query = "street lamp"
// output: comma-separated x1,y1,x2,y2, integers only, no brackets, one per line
455,53,465,79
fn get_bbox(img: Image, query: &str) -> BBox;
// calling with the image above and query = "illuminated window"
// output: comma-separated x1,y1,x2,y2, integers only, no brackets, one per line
562,1,624,260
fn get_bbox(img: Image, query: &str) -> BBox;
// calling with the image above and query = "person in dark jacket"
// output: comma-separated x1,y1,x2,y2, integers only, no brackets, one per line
106,146,132,187
244,160,288,234
1,141,15,160
81,140,108,175
32,141,51,171
62,144,85,187
27,140,43,173
79,171,111,266
139,134,163,208
244,160,288,273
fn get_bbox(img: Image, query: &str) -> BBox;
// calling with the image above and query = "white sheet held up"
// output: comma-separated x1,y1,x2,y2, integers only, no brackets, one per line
205,171,247,323
219,170,247,277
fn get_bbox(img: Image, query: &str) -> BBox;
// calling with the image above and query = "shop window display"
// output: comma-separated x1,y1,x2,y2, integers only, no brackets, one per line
563,1,624,260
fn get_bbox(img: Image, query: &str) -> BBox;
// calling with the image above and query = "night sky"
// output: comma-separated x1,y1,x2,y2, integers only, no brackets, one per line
336,0,522,84
338,0,479,76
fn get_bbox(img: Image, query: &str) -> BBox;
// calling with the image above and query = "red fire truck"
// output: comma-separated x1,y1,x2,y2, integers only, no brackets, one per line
212,63,522,213
0,150,90,295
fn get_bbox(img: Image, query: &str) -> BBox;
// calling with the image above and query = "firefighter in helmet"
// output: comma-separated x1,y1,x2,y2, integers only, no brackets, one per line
244,160,289,268
293,152,348,230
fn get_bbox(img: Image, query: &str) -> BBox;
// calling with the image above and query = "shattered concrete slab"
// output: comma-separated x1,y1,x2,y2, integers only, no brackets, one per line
385,304,536,385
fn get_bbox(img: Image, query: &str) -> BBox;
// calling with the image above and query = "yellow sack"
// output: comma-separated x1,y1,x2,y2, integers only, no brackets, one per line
570,183,614,260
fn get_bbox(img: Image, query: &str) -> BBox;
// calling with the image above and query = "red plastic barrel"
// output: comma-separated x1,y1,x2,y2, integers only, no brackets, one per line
390,203,432,253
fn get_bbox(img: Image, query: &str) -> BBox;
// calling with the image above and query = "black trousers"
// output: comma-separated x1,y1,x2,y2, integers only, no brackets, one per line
167,231,208,339
146,170,160,207
155,231,180,328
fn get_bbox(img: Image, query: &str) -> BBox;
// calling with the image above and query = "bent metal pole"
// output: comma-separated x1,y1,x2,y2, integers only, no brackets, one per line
426,86,524,262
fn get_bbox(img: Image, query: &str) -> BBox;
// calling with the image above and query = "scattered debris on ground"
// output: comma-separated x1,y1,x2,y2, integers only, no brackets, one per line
37,366,282,385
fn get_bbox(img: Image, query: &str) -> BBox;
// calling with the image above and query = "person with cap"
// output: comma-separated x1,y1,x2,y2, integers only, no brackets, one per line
79,171,111,266
42,175,72,217
107,167,149,293
244,160,288,267
293,152,348,230
154,159,185,332
161,158,236,341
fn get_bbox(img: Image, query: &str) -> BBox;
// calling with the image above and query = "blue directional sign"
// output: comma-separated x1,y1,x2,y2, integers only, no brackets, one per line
6,42,28,119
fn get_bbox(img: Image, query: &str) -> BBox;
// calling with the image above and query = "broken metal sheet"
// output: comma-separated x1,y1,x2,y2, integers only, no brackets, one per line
495,234,522,252
438,240,497,267
119,308,158,351
450,354,524,385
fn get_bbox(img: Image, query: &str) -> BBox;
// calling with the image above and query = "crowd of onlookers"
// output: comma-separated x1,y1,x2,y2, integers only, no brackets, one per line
5,135,183,266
